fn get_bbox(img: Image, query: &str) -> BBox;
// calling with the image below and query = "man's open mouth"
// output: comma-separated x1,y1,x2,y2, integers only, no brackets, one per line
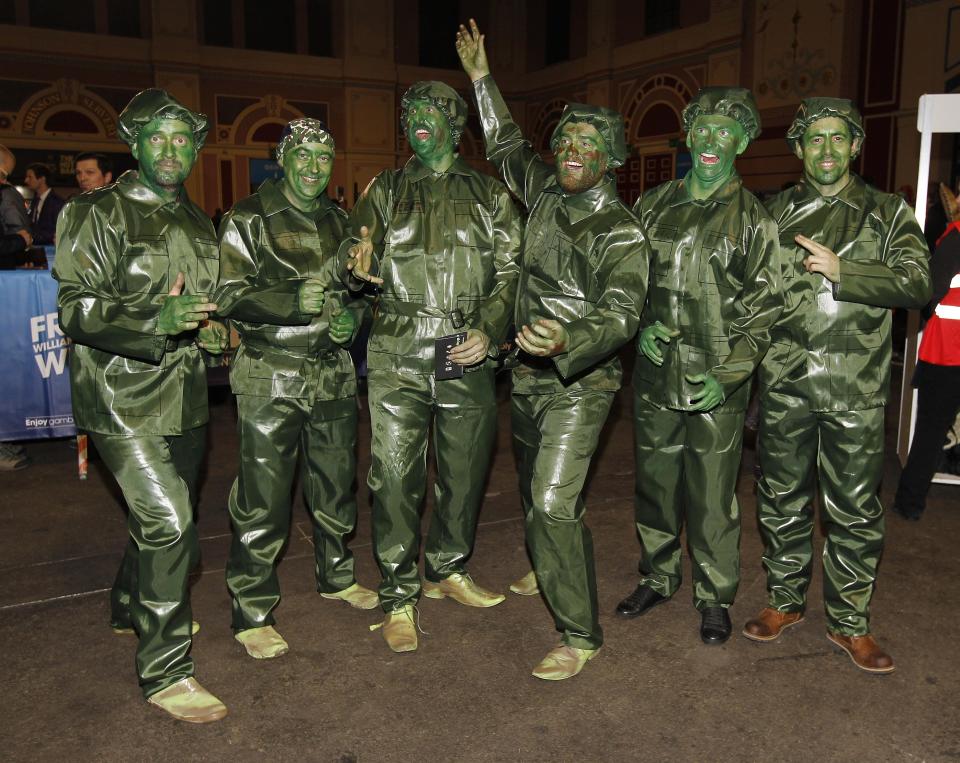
414,128,431,140
563,160,583,170
699,153,719,165
301,174,320,185
819,160,837,170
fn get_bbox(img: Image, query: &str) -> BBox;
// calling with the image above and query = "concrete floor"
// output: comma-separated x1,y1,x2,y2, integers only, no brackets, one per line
1,366,958,762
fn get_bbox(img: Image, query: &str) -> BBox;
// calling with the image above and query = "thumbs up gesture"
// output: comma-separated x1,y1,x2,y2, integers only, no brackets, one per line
157,271,219,336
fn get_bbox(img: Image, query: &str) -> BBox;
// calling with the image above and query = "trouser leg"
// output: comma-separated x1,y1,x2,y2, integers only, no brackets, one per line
424,367,497,581
301,395,360,593
633,393,685,597
818,408,885,636
92,428,205,698
109,539,138,629
895,377,960,515
515,391,612,650
683,410,745,609
367,370,431,611
756,385,818,612
226,395,302,631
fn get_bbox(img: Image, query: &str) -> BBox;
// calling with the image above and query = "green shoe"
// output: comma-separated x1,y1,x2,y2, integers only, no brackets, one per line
370,605,418,653
235,625,289,660
320,582,379,610
422,573,505,608
531,644,599,681
147,678,227,724
509,570,539,596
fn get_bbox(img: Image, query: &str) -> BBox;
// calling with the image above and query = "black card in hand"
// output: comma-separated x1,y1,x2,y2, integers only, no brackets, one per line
435,332,467,380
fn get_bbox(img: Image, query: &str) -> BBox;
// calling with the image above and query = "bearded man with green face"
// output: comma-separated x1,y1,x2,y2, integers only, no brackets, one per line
616,87,782,646
742,98,930,673
457,20,649,680
340,79,522,653
54,89,228,722
213,119,377,662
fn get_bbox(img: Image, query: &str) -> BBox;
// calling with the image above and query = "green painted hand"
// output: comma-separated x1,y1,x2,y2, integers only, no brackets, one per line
298,277,327,315
157,272,218,335
345,225,383,285
515,319,569,358
197,319,229,353
686,372,724,412
639,321,681,366
328,307,355,345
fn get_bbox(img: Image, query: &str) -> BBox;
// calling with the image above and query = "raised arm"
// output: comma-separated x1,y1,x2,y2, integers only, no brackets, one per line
456,19,552,207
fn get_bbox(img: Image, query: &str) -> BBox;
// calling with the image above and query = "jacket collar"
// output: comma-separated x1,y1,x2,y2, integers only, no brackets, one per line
116,170,189,216
792,173,866,210
257,177,339,219
668,171,743,207
543,173,621,224
402,154,473,183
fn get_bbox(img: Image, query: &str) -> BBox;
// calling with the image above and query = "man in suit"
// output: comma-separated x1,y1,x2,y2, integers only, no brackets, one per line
25,163,65,245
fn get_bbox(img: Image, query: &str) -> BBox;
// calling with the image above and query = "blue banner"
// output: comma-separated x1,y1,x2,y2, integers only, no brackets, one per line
0,265,76,440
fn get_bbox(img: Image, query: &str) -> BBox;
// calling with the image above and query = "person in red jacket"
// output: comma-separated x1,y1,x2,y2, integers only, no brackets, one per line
893,219,960,519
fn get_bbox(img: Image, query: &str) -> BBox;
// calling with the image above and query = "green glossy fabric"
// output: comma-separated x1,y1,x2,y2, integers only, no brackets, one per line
367,367,496,610
630,173,779,608
215,178,363,630
473,75,647,648
472,75,649,395
633,175,781,411
760,176,931,409
632,393,743,607
340,154,521,372
757,175,930,634
226,394,358,630
342,152,521,611
94,426,206,698
54,170,218,435
757,366,885,635
512,391,613,649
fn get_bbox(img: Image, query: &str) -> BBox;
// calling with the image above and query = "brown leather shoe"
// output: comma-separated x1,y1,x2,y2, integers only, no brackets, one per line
742,607,804,642
827,631,895,674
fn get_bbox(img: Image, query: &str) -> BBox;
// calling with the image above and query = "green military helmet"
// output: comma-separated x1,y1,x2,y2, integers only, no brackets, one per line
682,87,762,142
786,97,865,157
117,88,209,151
550,103,628,169
275,118,335,162
401,81,469,145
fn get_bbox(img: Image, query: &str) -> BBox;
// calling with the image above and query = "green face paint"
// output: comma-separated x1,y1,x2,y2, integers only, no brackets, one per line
686,114,745,195
554,122,609,194
798,116,855,196
281,141,334,210
405,98,454,169
133,118,197,199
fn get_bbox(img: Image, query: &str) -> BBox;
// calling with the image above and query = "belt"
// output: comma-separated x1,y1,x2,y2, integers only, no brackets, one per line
378,299,466,328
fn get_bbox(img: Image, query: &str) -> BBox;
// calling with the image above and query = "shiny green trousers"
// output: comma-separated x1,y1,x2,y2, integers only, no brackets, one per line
367,367,496,611
95,427,205,699
226,394,359,631
757,378,885,636
633,391,744,610
512,390,613,651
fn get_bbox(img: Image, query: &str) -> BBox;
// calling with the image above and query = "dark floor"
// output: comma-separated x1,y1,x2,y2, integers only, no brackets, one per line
1,369,958,762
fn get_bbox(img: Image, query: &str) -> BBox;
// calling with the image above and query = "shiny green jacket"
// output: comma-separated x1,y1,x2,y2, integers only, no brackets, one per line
215,179,359,400
473,75,649,394
633,176,781,412
340,154,521,375
53,170,217,435
761,175,931,411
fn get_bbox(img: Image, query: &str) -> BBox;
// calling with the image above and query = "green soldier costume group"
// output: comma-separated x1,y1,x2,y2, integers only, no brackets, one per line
458,21,649,680
54,89,230,722
743,99,930,672
215,118,377,662
617,88,781,645
341,80,522,652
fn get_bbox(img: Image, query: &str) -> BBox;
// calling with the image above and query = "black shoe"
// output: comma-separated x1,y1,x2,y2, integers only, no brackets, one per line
700,606,732,644
891,504,922,521
616,585,668,618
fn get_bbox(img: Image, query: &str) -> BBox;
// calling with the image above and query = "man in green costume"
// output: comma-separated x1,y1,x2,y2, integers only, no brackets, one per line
742,98,930,673
342,78,522,653
616,87,781,645
215,118,377,661
54,89,229,723
456,20,648,680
